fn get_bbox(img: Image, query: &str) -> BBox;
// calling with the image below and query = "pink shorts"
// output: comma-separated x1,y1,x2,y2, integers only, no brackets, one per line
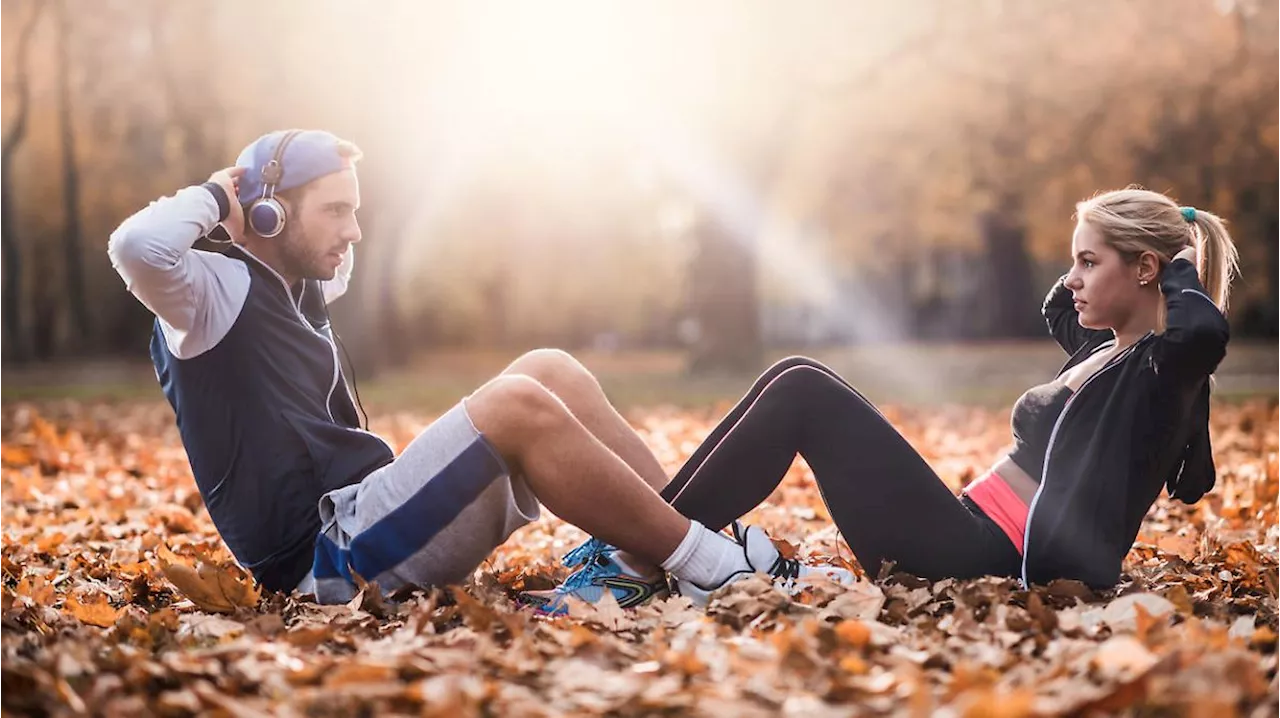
963,470,1029,554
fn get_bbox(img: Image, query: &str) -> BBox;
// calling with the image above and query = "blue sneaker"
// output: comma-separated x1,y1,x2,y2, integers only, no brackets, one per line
519,546,668,616
561,536,615,569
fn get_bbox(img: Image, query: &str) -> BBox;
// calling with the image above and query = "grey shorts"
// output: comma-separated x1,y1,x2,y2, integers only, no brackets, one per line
298,401,540,604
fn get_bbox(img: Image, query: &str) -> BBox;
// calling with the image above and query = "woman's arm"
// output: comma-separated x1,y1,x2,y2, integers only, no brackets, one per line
1153,257,1230,380
1042,274,1108,355
1166,415,1215,504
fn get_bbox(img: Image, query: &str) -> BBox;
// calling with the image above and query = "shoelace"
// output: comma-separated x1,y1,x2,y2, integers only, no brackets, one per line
558,553,615,592
562,537,613,568
769,555,801,583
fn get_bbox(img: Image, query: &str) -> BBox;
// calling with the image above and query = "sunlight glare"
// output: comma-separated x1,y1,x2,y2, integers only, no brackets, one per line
428,1,667,150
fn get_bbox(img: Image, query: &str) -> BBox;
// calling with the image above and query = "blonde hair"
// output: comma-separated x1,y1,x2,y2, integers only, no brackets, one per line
1075,186,1240,316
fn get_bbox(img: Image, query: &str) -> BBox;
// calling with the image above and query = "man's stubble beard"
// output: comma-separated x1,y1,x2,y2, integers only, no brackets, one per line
278,219,330,282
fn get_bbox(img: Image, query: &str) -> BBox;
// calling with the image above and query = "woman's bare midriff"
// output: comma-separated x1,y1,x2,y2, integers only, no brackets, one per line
989,455,1039,505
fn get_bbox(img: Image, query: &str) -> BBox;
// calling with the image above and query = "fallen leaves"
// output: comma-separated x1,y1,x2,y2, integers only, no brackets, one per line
156,543,260,614
1090,635,1160,682
62,592,123,628
1,398,1276,716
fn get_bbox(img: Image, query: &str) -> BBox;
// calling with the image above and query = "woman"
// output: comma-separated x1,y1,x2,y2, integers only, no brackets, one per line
523,187,1238,614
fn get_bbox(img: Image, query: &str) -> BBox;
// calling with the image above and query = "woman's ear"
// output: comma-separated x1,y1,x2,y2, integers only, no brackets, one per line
1137,250,1161,285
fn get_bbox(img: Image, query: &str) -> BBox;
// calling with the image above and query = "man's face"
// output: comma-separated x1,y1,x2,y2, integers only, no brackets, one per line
278,169,362,282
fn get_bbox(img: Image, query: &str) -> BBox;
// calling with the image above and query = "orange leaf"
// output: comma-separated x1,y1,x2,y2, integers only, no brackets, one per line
0,444,34,467
834,619,872,648
324,662,398,687
64,594,123,628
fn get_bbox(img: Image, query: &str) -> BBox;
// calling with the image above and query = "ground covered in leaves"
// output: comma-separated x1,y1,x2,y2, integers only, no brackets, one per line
2,398,1277,716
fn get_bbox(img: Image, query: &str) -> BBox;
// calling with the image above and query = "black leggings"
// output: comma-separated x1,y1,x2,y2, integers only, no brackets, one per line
658,357,1021,580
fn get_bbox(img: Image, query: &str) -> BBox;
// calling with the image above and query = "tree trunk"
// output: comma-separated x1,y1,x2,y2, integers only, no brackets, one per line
1264,213,1278,337
1,2,46,363
687,213,761,374
151,0,224,184
56,0,90,347
979,194,1042,338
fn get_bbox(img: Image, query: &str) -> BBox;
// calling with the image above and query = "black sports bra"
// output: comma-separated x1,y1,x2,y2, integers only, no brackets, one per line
1008,382,1073,481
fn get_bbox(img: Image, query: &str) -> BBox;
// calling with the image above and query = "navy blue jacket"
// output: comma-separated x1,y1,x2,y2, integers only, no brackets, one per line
110,185,394,591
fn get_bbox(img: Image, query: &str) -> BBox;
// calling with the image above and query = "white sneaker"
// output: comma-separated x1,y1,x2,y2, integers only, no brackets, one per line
673,522,856,606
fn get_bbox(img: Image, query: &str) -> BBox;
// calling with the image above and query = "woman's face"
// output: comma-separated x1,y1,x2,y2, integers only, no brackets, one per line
1064,221,1147,331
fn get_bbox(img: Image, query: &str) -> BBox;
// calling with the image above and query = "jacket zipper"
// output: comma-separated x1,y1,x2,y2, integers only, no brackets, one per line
235,249,340,422
234,248,392,453
298,283,343,424
1019,332,1153,587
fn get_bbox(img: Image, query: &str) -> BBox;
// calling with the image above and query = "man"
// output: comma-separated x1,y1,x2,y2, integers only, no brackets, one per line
110,129,850,609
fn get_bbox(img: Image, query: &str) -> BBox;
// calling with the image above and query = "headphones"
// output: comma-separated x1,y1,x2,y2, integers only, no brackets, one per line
247,130,302,238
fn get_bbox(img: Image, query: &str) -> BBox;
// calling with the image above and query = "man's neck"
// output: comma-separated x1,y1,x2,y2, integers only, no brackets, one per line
237,240,300,288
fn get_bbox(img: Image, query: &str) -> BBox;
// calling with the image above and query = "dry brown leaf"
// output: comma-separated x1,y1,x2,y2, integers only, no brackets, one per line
178,614,245,642
63,594,123,628
1101,593,1176,633
957,688,1037,718
1091,635,1160,682
156,544,260,614
324,661,399,687
834,619,872,648
152,504,198,534
820,581,886,621
1,444,34,467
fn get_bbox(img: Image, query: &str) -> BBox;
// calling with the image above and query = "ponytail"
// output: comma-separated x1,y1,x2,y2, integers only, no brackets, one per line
1188,209,1241,313
1078,187,1241,315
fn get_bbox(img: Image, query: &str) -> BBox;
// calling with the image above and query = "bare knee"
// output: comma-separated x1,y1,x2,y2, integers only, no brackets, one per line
503,348,599,395
466,375,568,454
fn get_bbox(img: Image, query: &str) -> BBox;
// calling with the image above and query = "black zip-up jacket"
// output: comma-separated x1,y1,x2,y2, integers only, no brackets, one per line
1023,258,1227,588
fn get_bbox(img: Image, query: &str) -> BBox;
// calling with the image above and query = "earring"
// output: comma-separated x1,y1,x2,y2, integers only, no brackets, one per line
1140,279,1149,286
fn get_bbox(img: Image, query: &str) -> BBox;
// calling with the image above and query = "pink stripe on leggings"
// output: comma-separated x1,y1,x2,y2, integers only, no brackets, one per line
963,470,1029,555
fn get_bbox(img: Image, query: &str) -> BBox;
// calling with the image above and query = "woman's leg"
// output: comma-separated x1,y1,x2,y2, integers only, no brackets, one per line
660,356,860,502
666,364,1018,580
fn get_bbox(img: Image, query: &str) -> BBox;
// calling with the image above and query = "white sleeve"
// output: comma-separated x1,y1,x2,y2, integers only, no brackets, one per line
322,246,355,304
107,185,251,359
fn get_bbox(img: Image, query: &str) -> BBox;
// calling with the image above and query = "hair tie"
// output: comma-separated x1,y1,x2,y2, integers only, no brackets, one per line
1180,206,1197,223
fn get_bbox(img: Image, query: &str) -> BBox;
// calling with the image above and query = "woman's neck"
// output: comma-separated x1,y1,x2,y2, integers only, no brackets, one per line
1113,296,1160,349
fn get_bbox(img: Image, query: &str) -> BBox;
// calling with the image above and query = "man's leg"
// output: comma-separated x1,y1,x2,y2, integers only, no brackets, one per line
498,350,669,493
465,374,688,566
466,374,851,609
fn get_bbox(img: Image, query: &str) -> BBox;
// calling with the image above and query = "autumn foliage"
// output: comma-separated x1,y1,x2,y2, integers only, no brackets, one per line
2,399,1276,715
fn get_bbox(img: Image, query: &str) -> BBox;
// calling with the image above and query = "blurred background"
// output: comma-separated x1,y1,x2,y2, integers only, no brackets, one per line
2,0,1276,406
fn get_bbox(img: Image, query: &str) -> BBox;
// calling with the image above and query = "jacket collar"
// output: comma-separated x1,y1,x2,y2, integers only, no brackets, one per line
228,244,305,307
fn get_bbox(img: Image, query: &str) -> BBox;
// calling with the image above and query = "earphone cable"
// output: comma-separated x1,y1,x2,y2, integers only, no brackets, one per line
323,302,370,431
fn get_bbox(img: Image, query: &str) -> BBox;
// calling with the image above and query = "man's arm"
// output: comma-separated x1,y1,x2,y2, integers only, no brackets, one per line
322,247,355,304
107,168,251,359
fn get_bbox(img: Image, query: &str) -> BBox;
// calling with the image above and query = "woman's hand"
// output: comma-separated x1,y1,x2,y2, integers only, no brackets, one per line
1172,244,1198,266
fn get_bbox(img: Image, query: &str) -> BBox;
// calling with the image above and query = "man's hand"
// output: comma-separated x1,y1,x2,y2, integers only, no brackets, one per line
207,167,247,242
